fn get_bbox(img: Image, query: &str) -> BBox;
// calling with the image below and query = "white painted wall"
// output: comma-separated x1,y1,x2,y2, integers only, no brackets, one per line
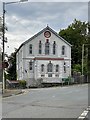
16,27,71,86
23,31,71,59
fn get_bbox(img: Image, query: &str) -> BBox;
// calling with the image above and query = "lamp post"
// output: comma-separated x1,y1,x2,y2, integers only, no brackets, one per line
82,44,84,82
2,0,28,93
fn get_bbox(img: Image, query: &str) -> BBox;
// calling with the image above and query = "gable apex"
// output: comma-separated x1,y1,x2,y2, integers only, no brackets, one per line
16,26,71,53
42,25,72,47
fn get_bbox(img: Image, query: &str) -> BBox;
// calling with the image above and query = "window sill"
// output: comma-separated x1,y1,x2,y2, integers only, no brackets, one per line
61,55,67,57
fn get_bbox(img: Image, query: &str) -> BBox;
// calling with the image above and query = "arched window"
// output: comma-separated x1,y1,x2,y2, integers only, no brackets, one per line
45,39,50,55
29,44,32,54
64,62,66,73
53,41,56,55
56,64,59,72
39,41,42,54
29,61,33,70
62,45,65,55
47,61,53,72
41,64,44,72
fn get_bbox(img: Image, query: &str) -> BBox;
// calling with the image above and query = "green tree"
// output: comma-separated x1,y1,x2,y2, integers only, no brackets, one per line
0,16,2,82
0,16,3,38
88,22,90,82
7,50,17,80
0,16,2,32
59,19,88,73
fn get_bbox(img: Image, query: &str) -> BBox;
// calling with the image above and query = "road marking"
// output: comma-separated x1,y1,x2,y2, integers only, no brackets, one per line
78,116,86,119
81,110,88,116
78,106,90,119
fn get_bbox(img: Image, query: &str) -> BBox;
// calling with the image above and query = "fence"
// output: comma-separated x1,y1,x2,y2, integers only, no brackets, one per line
72,71,88,84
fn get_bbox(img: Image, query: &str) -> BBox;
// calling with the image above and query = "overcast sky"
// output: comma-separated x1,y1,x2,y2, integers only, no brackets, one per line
0,0,88,55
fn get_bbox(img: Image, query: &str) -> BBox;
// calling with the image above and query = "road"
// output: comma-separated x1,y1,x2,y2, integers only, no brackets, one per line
0,88,2,120
2,84,88,118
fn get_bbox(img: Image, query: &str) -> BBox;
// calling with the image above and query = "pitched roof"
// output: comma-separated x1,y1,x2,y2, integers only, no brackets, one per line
16,26,72,53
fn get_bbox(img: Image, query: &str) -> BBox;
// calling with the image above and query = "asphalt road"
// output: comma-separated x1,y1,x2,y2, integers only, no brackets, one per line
2,84,88,118
0,88,2,120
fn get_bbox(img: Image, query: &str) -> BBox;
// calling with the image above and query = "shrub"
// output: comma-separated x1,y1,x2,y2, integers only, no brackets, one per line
19,80,26,88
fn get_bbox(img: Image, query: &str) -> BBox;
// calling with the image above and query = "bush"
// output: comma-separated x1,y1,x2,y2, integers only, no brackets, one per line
62,77,73,85
73,64,82,73
19,80,26,89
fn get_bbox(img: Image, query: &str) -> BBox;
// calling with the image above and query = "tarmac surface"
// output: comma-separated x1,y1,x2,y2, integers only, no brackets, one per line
2,84,88,119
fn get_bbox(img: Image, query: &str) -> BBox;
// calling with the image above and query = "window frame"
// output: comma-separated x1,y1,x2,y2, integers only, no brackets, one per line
45,39,50,55
29,44,32,54
53,41,56,55
56,64,59,72
48,73,52,77
64,62,66,73
62,45,65,55
29,61,33,71
47,61,53,72
41,64,44,72
39,41,42,54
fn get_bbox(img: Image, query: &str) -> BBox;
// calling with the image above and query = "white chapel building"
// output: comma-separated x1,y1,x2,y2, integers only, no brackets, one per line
16,26,71,87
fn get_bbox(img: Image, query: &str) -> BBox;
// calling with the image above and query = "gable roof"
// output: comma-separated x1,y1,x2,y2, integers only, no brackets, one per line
16,26,72,53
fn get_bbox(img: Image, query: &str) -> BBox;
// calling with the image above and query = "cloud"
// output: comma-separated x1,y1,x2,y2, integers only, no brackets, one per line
0,2,88,55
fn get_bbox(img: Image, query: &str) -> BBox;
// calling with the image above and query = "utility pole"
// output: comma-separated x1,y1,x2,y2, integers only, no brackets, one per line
82,44,84,84
2,2,5,93
2,0,28,93
82,44,90,84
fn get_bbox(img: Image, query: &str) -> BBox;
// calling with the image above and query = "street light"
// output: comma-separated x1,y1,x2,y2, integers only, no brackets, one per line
4,0,28,5
2,0,28,93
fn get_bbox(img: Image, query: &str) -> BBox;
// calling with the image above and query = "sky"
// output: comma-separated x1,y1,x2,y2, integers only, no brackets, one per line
0,0,88,56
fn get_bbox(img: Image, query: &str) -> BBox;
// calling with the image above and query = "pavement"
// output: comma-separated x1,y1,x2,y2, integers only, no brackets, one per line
2,89,24,98
0,82,24,98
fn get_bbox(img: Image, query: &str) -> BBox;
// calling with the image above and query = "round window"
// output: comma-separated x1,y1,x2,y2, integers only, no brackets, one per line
44,31,51,38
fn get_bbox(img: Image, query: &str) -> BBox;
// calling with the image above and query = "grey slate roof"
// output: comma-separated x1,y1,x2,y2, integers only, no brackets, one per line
16,26,72,53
